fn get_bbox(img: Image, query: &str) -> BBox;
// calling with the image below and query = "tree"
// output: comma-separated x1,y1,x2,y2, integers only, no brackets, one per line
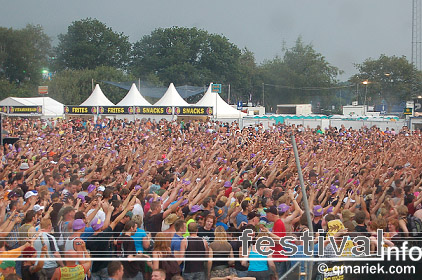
46,66,136,105
258,37,341,111
55,18,131,71
0,24,51,85
350,55,422,106
130,27,242,87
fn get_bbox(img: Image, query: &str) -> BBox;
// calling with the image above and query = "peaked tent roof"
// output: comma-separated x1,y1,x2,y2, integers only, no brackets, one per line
117,83,151,106
0,97,64,116
196,83,246,118
80,84,114,106
154,83,190,107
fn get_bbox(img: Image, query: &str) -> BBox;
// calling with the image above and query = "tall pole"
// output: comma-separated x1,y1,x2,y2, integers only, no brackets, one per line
262,83,265,107
138,78,140,91
291,133,314,280
215,86,218,119
228,84,231,104
91,79,94,91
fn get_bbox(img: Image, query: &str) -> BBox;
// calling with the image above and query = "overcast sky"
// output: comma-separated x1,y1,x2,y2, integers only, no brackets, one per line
0,0,412,81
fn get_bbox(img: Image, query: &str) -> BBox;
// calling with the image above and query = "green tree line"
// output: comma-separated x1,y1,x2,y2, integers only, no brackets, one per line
0,18,421,112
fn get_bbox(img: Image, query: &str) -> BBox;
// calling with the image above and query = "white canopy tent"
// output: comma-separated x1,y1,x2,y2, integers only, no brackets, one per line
117,83,151,106
196,83,246,118
154,83,190,107
0,97,64,117
80,84,114,106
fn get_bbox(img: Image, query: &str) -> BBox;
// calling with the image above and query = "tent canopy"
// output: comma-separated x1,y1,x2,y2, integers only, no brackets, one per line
117,83,151,106
80,84,114,106
154,83,189,107
196,83,245,118
0,97,64,116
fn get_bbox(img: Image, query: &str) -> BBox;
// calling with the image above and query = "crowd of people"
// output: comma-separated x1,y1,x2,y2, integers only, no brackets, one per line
0,116,420,280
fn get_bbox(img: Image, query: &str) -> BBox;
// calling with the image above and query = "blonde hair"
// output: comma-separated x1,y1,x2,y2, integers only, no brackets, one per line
132,215,143,227
40,218,52,229
397,205,408,217
213,226,228,243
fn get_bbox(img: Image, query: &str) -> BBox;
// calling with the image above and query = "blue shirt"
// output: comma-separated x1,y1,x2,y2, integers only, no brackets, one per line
236,213,248,227
132,228,147,253
248,250,268,272
171,234,183,253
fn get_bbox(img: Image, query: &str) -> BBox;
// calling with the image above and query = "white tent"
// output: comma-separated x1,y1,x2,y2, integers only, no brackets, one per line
80,84,114,106
196,83,246,118
0,97,64,117
117,83,151,106
154,83,190,107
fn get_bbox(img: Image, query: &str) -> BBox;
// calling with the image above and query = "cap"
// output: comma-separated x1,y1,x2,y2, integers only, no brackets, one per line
125,211,133,218
216,207,228,222
33,204,44,212
341,209,355,220
264,206,279,215
0,261,15,269
8,191,19,199
164,213,178,226
98,186,105,192
20,162,29,170
326,206,334,214
24,190,38,200
189,205,202,215
247,212,260,220
87,184,96,193
72,219,86,231
91,217,104,231
330,185,339,194
77,194,86,202
278,203,290,213
224,181,231,188
313,205,324,217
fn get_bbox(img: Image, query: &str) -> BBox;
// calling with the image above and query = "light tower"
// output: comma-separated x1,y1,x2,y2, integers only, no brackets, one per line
412,0,422,71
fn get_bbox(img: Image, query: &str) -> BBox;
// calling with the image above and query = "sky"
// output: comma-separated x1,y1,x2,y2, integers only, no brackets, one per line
0,0,413,81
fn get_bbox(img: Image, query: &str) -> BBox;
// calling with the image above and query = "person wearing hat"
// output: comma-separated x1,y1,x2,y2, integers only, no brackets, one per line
162,213,178,233
341,209,356,233
0,261,16,279
215,206,229,230
183,205,203,237
279,190,302,237
241,212,261,230
64,219,87,259
312,205,324,233
263,205,288,278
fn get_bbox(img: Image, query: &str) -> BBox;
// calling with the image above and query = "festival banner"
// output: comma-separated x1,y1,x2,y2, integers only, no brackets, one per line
134,106,172,115
174,106,213,116
98,106,134,115
64,106,98,115
8,106,42,114
0,106,8,113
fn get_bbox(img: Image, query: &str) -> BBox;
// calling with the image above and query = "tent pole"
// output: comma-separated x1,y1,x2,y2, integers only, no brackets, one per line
138,78,140,91
92,79,94,91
